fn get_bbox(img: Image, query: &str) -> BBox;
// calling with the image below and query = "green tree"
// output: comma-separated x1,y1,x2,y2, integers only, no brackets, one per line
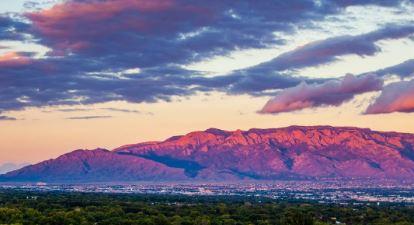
281,208,314,225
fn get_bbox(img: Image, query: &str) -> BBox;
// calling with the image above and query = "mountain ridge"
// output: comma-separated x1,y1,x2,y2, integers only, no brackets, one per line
2,126,414,182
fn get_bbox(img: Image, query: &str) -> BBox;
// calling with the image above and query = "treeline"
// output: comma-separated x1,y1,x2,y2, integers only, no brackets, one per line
0,190,413,225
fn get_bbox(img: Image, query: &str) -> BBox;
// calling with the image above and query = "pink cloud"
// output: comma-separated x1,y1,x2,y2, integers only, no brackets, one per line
260,74,383,114
365,79,414,114
0,52,31,67
26,0,212,55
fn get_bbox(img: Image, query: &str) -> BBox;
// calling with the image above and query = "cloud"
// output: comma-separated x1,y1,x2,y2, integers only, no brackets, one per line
26,0,211,56
0,60,312,113
227,73,309,95
44,107,141,114
101,108,141,113
0,51,32,67
373,59,414,78
26,0,410,69
329,0,407,7
260,74,383,114
0,0,411,114
245,24,414,73
56,108,92,112
365,79,414,114
0,16,30,41
24,0,333,67
0,115,16,121
65,116,112,120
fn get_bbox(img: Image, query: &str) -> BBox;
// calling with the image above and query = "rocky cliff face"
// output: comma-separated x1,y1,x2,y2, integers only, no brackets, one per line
2,126,414,182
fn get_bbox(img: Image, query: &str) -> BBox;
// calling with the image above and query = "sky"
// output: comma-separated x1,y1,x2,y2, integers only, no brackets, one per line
0,0,413,164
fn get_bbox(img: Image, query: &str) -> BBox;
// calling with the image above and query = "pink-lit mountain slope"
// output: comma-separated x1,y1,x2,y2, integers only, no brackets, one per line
2,126,414,182
1,149,186,182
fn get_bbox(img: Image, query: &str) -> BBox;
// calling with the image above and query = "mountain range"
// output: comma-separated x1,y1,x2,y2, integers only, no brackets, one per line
1,126,414,183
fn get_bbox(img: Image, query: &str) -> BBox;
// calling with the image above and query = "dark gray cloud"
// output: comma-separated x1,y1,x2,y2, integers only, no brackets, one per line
0,60,313,112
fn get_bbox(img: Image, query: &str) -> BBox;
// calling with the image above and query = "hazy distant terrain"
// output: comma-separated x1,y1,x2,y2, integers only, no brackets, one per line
0,163,28,175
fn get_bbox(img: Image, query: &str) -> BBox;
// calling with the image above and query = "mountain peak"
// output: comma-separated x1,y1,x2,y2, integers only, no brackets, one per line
204,128,229,136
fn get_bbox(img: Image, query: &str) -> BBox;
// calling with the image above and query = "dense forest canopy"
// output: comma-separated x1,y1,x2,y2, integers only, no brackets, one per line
0,190,413,225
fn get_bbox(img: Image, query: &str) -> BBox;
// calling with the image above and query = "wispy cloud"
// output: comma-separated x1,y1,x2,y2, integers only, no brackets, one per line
241,24,414,75
42,108,92,113
100,108,140,113
44,107,147,115
373,59,414,78
0,115,16,121
65,116,112,120
57,108,92,112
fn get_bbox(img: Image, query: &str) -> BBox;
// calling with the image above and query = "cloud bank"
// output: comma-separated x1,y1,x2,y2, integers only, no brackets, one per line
0,0,412,115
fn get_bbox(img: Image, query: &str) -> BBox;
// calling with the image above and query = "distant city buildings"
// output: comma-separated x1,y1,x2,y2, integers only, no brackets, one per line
1,179,414,204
